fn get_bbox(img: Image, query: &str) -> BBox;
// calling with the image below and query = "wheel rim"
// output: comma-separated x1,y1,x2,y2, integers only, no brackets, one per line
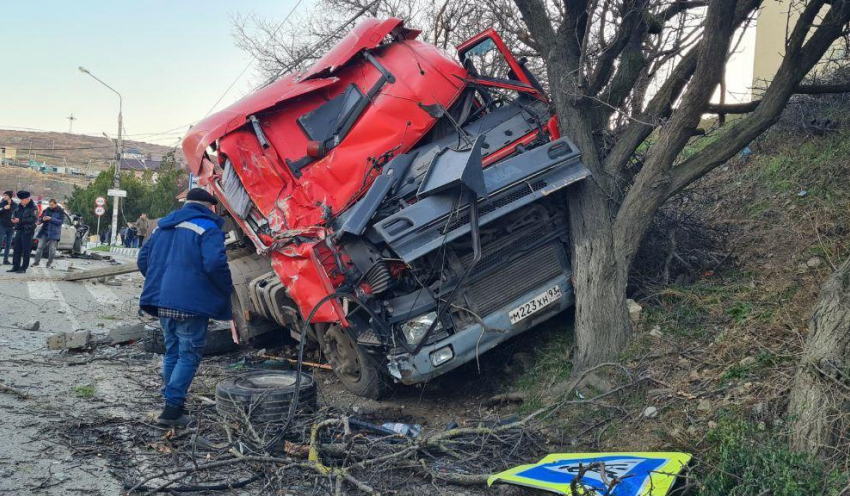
324,325,362,383
236,374,298,389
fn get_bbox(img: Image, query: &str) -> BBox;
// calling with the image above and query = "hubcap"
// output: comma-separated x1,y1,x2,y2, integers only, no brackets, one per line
324,325,362,383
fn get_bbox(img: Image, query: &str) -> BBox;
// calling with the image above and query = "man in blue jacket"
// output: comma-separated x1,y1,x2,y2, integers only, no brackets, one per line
138,188,233,427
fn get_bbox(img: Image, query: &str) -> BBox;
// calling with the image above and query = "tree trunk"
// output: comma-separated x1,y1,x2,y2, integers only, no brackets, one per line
567,181,631,371
788,257,850,458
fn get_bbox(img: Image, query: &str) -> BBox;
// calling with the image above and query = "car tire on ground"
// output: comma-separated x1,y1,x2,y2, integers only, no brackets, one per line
143,322,238,355
215,370,317,423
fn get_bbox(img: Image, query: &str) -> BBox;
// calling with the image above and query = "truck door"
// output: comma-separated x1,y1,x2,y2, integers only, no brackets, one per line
456,28,546,101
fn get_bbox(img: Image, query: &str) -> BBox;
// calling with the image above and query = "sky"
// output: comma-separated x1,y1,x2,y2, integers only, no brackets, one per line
0,0,307,146
1,1,758,149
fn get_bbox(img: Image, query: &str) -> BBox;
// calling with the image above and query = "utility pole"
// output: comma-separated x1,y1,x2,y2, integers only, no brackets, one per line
67,113,77,133
79,66,123,246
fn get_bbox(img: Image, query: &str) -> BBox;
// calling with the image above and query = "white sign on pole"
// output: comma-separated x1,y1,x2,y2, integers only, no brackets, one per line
94,206,106,217
95,196,106,206
107,189,127,198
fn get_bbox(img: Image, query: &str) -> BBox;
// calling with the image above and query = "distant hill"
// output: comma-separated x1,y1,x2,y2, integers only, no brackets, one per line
0,129,187,174
0,166,89,203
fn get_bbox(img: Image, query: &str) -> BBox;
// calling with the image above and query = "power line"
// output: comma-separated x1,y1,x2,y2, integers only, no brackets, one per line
264,0,383,86
203,0,306,118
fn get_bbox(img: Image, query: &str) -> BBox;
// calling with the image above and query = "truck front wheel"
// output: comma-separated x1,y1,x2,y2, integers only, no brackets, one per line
322,324,388,400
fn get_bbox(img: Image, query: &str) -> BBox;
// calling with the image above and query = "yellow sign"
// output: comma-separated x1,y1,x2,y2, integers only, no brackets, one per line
487,452,692,495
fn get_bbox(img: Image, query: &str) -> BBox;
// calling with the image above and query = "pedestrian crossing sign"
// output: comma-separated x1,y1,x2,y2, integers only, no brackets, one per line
487,452,691,495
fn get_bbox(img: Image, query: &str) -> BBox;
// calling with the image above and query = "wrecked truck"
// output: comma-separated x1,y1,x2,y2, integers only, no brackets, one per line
182,18,589,398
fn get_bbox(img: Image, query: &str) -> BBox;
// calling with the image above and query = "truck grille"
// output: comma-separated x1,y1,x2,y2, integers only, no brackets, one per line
467,243,564,317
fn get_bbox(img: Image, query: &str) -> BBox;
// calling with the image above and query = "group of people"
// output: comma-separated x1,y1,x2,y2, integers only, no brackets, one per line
2,186,235,427
1,190,65,273
99,213,153,247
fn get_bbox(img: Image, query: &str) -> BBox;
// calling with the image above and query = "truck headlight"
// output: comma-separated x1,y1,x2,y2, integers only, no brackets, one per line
400,312,441,345
430,346,453,366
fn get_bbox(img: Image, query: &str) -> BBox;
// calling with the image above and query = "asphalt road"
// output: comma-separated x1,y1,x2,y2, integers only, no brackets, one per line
0,254,150,495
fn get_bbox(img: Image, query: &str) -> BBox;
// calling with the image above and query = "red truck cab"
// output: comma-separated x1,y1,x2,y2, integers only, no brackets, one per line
183,18,588,398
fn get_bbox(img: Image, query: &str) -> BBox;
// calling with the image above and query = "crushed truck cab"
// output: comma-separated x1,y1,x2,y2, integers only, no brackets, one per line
183,18,589,398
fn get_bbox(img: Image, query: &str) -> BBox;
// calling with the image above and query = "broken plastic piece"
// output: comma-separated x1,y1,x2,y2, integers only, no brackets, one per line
417,135,487,200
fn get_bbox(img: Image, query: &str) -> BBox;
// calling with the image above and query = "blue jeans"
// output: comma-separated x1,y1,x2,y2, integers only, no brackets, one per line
160,316,208,408
1,227,12,262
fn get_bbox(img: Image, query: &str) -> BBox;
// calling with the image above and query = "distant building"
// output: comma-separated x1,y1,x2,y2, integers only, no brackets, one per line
122,148,146,160
752,0,847,89
1,146,17,165
120,154,162,183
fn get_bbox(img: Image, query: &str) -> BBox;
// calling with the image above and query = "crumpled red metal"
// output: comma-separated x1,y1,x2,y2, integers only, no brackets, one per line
182,18,468,324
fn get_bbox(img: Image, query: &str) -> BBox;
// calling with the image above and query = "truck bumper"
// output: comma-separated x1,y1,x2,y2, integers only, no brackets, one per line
388,273,574,385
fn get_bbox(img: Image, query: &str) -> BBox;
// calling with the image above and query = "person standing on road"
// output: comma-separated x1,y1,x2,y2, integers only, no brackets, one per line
7,191,37,274
138,188,234,427
0,191,15,265
32,199,64,269
135,213,150,246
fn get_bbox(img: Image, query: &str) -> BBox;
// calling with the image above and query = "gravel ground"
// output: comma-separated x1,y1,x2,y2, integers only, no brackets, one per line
0,254,153,495
0,252,538,495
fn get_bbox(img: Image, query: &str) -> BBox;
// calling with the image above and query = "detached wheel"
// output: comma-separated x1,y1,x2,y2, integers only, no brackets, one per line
144,322,238,355
216,370,316,423
322,324,388,400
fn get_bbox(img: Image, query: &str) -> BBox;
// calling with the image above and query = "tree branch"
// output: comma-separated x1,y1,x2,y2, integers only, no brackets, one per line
670,0,850,194
602,0,761,181
612,0,751,266
707,82,850,113
659,0,709,21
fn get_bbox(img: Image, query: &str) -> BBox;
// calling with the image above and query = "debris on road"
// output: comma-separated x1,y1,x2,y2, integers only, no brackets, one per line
381,422,422,438
46,330,92,350
0,381,29,399
63,261,139,281
18,320,40,332
107,323,148,345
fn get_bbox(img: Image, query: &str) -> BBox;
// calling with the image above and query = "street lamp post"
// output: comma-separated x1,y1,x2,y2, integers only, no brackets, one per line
79,66,123,246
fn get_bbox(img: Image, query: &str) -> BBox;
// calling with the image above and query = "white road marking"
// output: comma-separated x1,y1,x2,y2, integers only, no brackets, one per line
30,268,82,332
84,282,120,306
27,281,57,300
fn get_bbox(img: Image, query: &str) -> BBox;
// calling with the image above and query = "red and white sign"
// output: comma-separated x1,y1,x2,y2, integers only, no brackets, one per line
94,206,106,217
95,196,106,207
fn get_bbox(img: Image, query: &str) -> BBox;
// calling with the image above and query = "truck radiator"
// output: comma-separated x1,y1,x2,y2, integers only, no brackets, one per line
467,243,564,317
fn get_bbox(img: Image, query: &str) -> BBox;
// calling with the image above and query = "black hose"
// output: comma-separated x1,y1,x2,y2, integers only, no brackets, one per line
411,186,482,355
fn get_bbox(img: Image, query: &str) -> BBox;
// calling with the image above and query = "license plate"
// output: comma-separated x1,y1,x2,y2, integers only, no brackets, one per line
508,285,562,325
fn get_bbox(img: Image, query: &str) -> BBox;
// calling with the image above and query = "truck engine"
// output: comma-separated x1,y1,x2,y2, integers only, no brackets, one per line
182,18,589,398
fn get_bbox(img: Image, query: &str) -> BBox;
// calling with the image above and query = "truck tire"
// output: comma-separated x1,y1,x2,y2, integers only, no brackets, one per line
216,370,317,423
143,323,238,356
322,324,389,400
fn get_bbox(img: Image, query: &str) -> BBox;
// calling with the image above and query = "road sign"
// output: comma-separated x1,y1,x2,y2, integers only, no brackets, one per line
95,206,106,217
107,189,127,198
95,196,106,206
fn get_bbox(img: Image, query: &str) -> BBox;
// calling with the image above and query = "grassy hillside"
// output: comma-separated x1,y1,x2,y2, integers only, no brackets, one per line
0,167,89,202
489,125,850,493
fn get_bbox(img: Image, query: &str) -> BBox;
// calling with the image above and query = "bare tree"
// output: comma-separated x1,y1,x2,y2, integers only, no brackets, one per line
232,0,539,85
513,0,850,370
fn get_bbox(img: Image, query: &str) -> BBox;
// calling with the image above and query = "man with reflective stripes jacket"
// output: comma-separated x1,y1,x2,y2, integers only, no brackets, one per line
138,188,233,427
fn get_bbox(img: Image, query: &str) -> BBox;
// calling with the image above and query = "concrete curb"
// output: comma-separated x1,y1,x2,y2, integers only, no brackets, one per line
109,246,140,258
